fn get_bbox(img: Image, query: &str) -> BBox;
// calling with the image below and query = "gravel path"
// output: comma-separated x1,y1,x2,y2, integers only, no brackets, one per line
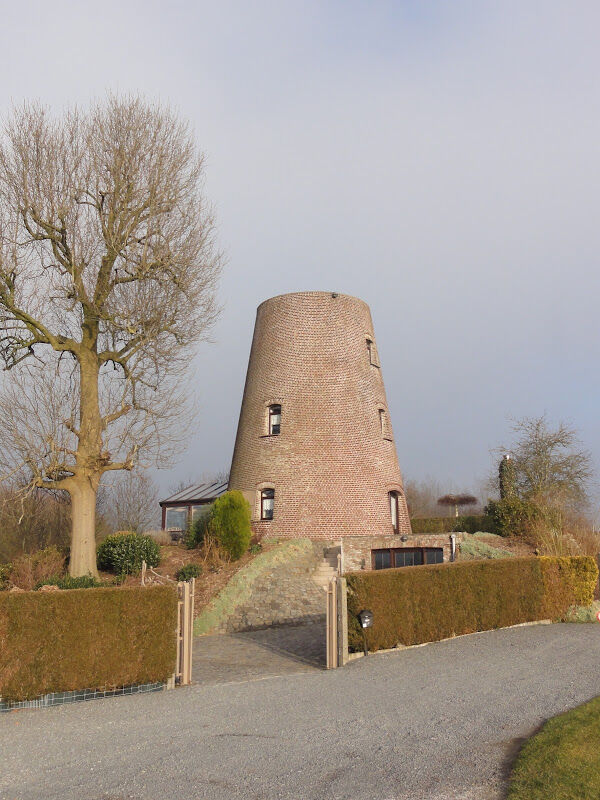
2,623,600,800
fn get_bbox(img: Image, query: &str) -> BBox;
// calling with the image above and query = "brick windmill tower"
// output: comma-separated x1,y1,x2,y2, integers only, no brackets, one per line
228,291,411,544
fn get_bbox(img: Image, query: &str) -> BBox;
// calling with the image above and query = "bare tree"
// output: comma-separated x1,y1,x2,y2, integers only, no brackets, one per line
0,97,222,575
404,477,444,518
103,470,160,533
0,485,70,562
496,415,593,510
437,493,478,518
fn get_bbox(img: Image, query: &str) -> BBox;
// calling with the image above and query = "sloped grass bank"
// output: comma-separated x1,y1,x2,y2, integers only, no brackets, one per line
194,539,318,635
459,532,516,560
508,696,600,799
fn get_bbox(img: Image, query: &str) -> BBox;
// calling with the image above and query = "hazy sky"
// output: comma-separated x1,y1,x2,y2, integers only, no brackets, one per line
1,1,599,500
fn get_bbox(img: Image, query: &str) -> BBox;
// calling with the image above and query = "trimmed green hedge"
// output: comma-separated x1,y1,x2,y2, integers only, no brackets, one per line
410,515,488,534
346,556,598,653
0,585,177,702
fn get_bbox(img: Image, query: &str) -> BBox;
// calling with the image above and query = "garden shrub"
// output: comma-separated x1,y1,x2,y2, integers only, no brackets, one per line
175,563,202,582
484,497,543,537
185,509,211,550
97,532,160,575
208,491,251,560
8,547,66,591
346,555,598,653
34,574,102,590
410,515,488,534
0,585,177,702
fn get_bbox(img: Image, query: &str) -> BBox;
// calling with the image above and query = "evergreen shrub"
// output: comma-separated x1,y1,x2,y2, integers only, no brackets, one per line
484,497,543,537
97,532,160,574
34,574,102,590
208,491,252,560
346,555,598,653
185,510,211,550
175,563,202,582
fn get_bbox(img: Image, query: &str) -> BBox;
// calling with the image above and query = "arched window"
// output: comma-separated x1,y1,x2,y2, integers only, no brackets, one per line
268,404,281,435
261,488,275,520
389,491,400,533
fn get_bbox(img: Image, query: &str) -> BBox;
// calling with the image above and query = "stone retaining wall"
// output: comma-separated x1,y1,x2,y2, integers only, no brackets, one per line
195,539,335,635
342,533,462,572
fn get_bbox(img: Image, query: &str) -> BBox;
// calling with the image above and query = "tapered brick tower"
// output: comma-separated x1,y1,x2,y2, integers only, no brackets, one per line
229,291,411,539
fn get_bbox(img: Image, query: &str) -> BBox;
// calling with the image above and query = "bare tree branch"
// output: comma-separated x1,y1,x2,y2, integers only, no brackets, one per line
0,97,222,575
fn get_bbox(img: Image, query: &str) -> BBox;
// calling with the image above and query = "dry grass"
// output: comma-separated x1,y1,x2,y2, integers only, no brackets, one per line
529,515,600,557
145,529,172,546
8,547,65,590
112,539,271,619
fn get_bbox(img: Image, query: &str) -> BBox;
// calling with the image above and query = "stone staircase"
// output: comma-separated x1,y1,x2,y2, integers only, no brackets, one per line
195,539,338,634
311,547,341,589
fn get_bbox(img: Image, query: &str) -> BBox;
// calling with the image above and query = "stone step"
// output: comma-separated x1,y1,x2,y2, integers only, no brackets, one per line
312,557,339,588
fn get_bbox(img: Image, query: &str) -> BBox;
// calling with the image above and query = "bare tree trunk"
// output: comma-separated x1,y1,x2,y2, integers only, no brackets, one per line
69,479,99,577
69,349,102,578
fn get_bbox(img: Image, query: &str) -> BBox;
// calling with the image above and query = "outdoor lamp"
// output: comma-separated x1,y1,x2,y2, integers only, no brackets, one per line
358,609,373,629
358,609,373,657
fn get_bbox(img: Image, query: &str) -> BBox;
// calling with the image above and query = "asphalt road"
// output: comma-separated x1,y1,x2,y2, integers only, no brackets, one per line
2,623,600,800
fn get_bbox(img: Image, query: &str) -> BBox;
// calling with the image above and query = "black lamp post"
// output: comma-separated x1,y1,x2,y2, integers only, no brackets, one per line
358,609,373,657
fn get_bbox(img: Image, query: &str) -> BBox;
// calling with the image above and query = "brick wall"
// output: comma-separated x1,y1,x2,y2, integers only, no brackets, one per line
229,291,412,539
341,534,463,572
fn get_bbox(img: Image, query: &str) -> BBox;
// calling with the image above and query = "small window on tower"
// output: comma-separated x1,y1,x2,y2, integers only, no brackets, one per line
379,408,392,440
268,404,281,435
366,337,380,367
389,491,400,533
261,488,275,520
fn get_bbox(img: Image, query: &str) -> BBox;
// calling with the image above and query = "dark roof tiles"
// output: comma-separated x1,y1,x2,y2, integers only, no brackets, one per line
160,480,228,505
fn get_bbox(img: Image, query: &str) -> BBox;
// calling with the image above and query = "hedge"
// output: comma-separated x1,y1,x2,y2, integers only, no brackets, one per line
0,585,177,702
346,556,598,653
410,515,488,534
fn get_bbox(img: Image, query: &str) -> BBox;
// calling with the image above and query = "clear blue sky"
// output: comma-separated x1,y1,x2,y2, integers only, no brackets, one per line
1,1,599,500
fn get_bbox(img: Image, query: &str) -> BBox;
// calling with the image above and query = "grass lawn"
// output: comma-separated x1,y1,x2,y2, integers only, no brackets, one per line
508,696,600,799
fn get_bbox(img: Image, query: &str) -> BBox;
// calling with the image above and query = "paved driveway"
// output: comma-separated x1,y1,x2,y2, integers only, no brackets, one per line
192,620,325,684
2,624,600,800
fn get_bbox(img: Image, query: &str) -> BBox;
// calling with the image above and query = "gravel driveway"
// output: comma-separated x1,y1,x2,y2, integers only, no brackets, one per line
2,623,600,800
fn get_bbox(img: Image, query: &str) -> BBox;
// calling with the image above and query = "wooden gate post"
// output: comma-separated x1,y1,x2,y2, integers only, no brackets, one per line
326,578,337,668
175,578,195,685
336,577,348,667
326,576,348,669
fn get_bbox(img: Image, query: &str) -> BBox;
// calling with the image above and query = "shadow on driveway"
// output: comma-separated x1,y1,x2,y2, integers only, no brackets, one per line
192,618,326,686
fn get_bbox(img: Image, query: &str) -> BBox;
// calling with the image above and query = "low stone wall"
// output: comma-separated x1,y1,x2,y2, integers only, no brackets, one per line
341,533,462,573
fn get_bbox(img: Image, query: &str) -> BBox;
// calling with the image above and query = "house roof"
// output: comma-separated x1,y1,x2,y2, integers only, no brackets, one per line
159,480,228,506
